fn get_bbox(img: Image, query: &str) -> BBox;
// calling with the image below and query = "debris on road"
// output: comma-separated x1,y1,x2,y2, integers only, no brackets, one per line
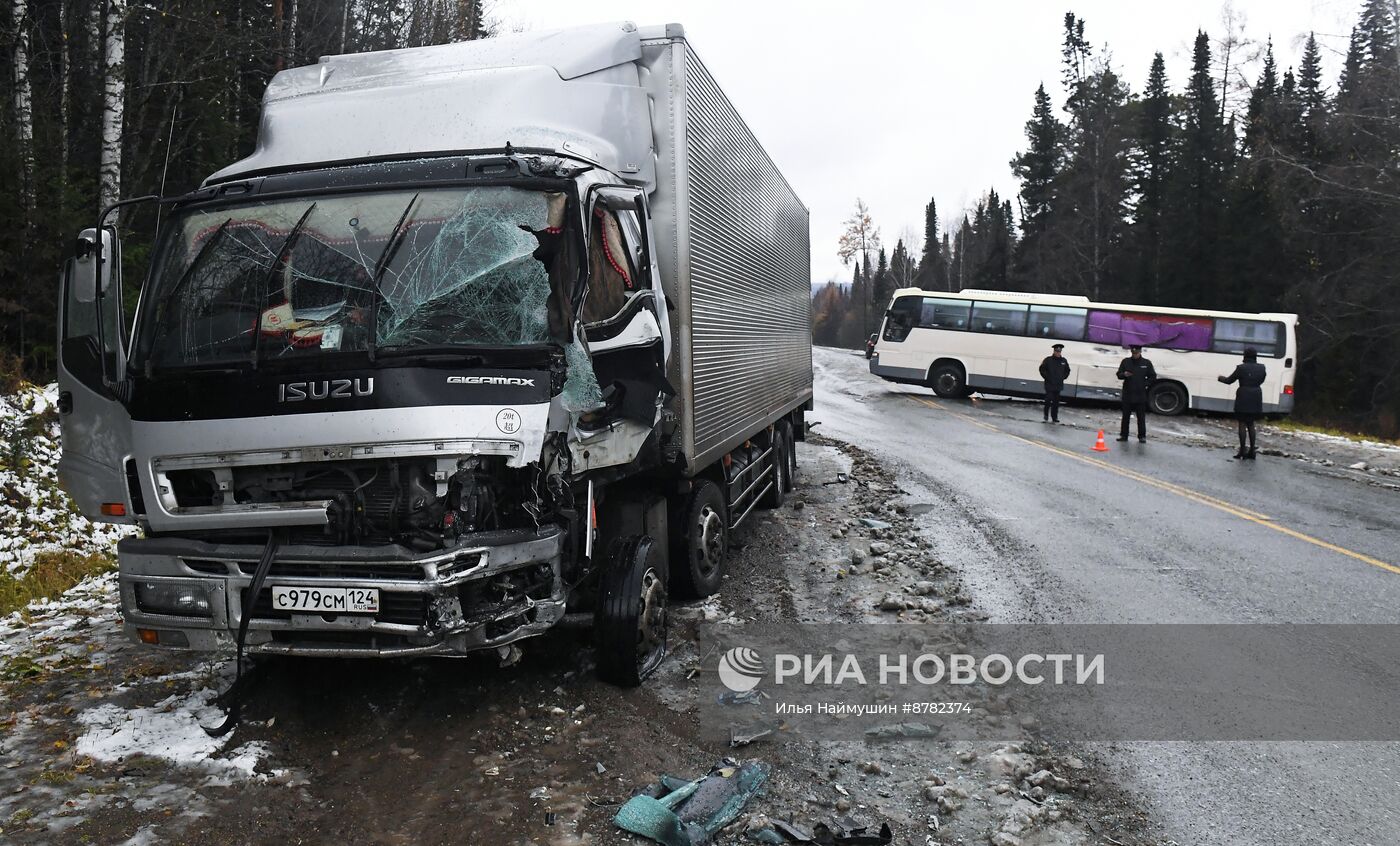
745,818,894,845
614,760,770,846
731,726,775,747
864,722,940,740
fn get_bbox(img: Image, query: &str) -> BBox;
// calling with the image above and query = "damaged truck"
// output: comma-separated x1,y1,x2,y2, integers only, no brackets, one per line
55,22,812,685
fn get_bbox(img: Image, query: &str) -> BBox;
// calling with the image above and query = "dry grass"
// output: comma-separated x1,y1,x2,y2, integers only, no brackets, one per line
0,550,115,619
0,349,25,396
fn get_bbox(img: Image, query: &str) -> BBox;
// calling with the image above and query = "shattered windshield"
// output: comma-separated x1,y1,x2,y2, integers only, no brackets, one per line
138,186,568,367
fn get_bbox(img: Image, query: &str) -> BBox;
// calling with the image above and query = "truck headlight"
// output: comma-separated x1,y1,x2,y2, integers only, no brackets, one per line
134,582,213,617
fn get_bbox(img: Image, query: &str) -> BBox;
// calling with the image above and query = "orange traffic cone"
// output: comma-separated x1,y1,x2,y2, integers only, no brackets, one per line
1092,430,1109,452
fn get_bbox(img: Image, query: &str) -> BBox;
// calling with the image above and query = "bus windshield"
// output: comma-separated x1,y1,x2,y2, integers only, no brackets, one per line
137,186,570,369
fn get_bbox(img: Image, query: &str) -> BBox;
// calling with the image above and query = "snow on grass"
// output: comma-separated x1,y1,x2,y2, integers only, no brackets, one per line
0,570,118,661
2,568,282,787
74,688,275,783
1272,426,1400,455
0,383,133,578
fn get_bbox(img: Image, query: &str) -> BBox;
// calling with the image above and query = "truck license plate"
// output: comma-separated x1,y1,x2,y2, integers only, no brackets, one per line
271,586,379,614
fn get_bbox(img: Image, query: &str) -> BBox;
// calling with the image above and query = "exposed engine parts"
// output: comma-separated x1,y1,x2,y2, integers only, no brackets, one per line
166,453,566,551
444,456,498,538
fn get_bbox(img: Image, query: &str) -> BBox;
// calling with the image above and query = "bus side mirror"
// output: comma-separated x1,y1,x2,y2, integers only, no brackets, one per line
70,230,110,304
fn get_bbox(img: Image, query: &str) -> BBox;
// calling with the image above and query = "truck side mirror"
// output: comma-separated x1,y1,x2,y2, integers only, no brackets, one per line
70,229,110,304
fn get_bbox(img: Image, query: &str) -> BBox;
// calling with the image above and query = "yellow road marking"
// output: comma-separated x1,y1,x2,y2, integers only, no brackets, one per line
908,395,1400,576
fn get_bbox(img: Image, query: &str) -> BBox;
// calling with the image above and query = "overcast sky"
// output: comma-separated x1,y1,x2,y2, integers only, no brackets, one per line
500,1,1359,286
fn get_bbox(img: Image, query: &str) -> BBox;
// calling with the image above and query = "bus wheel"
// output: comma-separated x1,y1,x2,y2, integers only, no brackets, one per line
669,480,728,599
1149,383,1188,416
595,535,668,687
929,363,966,398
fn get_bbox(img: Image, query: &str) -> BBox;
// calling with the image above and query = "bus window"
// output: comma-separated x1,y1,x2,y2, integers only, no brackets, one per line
883,296,920,341
1121,313,1213,350
919,297,971,330
970,301,1029,335
1087,310,1124,345
1028,305,1087,341
1213,318,1283,357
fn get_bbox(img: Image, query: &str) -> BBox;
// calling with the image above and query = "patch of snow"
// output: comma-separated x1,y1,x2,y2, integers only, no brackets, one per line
118,824,162,846
0,571,118,659
1278,427,1400,455
0,382,134,577
75,688,273,782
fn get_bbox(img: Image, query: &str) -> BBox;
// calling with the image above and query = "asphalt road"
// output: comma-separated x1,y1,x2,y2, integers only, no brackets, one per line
809,346,1400,846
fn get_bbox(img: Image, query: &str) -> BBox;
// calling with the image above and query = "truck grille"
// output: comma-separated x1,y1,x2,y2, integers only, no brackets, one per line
233,560,425,581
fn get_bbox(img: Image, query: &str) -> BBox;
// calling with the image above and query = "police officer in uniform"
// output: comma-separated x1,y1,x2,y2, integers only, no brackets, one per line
1039,343,1071,423
1116,345,1156,442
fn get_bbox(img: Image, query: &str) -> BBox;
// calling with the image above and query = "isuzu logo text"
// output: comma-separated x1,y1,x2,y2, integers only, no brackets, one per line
278,378,375,402
446,376,536,386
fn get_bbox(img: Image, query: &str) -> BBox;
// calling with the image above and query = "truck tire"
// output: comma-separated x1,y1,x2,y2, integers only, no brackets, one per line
595,536,668,687
759,432,788,509
778,420,797,492
1148,382,1188,416
928,363,967,399
670,480,727,599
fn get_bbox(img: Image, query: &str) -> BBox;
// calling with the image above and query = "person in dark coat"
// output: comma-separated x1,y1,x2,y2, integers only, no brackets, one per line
1218,347,1267,459
1038,343,1071,423
1116,345,1156,442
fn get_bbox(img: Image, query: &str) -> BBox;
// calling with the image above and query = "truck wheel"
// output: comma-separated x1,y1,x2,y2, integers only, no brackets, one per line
1148,383,1188,416
778,420,797,492
670,480,727,599
928,363,966,399
595,536,668,687
760,432,788,509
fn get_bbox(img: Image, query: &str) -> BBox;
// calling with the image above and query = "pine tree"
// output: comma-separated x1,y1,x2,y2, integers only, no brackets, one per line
890,239,917,290
1010,84,1061,287
1055,18,1132,301
1225,44,1294,312
1339,26,1366,105
1060,13,1090,92
1298,32,1326,118
872,247,891,316
939,232,952,291
1162,30,1227,307
971,191,1014,290
1296,32,1330,159
1131,52,1172,301
916,197,948,290
950,216,973,291
1242,40,1279,153
1011,84,1060,227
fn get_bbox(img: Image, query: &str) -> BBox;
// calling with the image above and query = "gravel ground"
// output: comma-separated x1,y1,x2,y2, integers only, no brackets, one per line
0,436,1168,846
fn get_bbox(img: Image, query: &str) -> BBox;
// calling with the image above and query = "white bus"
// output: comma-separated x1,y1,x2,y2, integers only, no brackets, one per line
870,288,1298,416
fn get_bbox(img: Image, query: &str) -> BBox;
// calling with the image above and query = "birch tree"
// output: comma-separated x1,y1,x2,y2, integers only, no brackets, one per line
11,0,34,221
98,0,127,213
57,0,70,192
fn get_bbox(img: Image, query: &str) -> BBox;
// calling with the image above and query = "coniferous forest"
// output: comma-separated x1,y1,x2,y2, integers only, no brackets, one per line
0,2,1396,433
814,3,1399,436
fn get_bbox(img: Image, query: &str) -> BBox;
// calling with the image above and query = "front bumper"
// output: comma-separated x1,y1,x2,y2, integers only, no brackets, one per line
118,527,567,657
